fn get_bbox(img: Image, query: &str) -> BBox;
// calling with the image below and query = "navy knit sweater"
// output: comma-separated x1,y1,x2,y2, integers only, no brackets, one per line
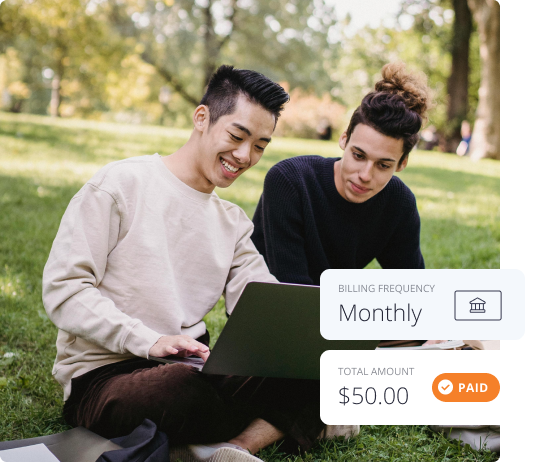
252,156,424,286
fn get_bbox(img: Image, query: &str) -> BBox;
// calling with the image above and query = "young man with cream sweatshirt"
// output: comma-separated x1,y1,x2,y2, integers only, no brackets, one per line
43,66,323,462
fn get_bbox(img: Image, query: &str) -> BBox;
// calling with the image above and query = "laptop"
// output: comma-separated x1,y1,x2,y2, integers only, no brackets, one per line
150,282,380,380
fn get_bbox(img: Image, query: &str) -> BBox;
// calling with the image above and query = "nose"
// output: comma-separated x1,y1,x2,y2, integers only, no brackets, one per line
232,142,251,166
358,162,373,183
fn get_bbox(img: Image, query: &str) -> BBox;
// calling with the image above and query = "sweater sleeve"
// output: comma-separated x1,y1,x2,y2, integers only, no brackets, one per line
42,183,163,358
376,197,425,269
252,166,314,285
224,210,278,315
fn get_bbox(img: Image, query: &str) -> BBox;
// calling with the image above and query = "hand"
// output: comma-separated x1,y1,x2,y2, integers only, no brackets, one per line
422,340,447,346
149,335,210,361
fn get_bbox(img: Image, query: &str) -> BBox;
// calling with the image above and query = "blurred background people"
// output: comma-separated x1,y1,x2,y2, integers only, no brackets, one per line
456,120,472,156
316,118,332,140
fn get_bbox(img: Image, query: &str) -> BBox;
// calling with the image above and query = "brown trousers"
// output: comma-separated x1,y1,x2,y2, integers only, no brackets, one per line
63,357,324,453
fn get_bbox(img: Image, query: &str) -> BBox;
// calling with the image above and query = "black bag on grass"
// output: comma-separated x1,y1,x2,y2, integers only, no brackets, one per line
97,419,169,462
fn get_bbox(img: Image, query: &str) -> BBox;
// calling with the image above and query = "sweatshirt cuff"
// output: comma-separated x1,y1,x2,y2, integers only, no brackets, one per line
123,321,163,358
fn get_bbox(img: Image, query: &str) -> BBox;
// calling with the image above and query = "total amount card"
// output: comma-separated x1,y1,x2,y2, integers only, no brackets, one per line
320,350,502,425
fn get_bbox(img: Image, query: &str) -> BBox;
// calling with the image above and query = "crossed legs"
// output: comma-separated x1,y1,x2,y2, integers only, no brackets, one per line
63,358,323,454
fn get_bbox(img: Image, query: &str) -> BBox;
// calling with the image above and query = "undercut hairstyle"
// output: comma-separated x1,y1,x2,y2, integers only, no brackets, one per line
345,62,433,164
200,65,290,127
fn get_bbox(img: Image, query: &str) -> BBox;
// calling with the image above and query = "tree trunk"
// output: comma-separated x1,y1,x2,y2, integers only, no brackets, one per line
141,50,200,107
445,0,472,153
202,0,219,92
467,0,500,160
50,72,61,117
107,2,200,107
202,0,237,92
50,36,65,117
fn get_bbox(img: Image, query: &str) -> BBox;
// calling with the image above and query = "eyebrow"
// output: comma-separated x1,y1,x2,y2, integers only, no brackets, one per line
352,146,396,163
232,123,271,143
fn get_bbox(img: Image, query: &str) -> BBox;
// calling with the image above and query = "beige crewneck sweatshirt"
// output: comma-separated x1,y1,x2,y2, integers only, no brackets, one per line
43,154,277,400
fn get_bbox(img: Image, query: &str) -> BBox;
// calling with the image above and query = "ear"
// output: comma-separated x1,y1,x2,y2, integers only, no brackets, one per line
339,131,348,151
193,105,209,133
396,155,409,172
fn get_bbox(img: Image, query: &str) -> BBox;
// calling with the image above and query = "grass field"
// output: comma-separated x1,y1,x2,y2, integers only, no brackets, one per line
0,112,499,461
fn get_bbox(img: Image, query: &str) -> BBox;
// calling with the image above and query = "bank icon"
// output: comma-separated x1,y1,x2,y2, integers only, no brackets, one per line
469,297,486,313
455,291,502,321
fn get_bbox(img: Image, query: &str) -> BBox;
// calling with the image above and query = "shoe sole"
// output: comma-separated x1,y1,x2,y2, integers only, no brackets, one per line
176,446,262,462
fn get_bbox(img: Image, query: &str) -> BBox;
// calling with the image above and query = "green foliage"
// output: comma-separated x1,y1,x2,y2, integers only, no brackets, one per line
399,0,481,126
1,0,483,141
0,112,498,460
0,0,340,123
335,16,450,130
111,0,337,90
334,0,482,139
0,0,126,115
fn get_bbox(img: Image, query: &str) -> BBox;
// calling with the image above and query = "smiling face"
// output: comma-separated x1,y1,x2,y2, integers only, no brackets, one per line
194,95,275,192
334,123,407,204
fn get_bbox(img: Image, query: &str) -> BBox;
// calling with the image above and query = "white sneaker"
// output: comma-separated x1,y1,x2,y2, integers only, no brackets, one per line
172,442,263,462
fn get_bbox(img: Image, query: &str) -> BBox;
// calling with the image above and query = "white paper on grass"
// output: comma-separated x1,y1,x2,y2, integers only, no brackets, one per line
0,443,60,462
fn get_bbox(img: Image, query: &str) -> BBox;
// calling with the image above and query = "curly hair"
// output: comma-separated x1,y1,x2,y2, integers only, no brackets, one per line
345,62,433,163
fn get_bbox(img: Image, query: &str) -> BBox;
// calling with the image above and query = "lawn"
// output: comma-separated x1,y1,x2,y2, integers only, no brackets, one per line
0,112,499,461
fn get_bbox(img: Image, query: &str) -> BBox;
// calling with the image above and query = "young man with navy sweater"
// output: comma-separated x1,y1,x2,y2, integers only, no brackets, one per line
252,63,432,286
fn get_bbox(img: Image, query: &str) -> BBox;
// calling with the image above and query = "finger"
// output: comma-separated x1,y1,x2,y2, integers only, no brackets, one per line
166,346,179,355
194,349,210,362
192,340,210,352
177,338,209,353
185,338,209,352
182,343,200,352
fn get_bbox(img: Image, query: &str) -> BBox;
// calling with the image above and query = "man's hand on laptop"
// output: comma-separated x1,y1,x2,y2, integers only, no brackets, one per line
149,335,210,361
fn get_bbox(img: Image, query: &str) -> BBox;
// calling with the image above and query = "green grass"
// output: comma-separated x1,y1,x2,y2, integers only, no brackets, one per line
258,426,498,461
0,112,499,461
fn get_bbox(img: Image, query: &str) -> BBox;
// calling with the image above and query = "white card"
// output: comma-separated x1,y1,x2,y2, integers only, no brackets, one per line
0,443,60,462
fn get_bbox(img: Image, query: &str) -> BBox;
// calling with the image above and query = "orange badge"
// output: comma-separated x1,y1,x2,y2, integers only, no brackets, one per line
432,373,500,402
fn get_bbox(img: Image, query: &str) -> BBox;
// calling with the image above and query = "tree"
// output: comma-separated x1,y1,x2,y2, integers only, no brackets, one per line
399,0,477,152
102,0,338,108
0,0,125,116
466,0,499,160
335,16,452,131
446,0,472,152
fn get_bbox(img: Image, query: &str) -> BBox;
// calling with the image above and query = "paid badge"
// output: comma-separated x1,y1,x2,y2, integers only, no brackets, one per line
432,373,500,402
